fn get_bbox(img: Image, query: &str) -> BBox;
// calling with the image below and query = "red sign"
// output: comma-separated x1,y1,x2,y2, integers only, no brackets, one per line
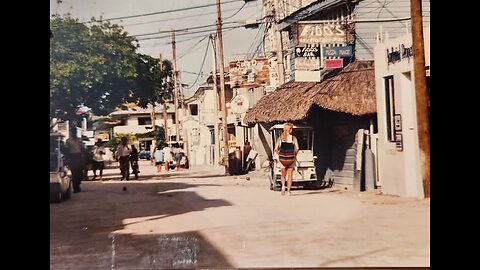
324,59,344,69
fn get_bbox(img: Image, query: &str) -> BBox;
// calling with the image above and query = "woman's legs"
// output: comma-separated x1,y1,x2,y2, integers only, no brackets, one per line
280,168,287,195
286,167,294,195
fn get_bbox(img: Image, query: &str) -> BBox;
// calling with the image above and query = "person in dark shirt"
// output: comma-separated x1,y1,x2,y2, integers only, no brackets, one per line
130,145,139,179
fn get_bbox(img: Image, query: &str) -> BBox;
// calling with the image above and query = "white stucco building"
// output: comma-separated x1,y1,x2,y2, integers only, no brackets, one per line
374,27,430,198
109,103,178,150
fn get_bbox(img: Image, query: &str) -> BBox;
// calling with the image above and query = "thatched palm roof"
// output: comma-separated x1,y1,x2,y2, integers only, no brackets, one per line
244,60,376,125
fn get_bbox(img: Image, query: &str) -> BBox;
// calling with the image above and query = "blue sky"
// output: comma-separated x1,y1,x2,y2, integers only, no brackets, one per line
50,0,265,95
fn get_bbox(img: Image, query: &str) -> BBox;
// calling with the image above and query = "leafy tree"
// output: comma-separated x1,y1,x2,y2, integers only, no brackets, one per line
50,15,138,120
132,54,173,108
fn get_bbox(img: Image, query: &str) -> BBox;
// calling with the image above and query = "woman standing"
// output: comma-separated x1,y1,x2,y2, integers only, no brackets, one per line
274,123,299,196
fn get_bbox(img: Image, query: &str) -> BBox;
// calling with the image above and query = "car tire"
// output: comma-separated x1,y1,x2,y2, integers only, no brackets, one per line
51,191,62,203
63,180,72,200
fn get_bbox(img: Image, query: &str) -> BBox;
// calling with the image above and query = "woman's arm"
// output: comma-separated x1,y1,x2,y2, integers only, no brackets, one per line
274,137,281,154
293,136,300,155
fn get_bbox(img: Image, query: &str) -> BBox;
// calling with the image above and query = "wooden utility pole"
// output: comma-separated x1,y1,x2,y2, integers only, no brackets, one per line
171,30,180,142
272,0,285,85
210,34,221,165
216,0,229,172
159,54,169,142
411,0,430,198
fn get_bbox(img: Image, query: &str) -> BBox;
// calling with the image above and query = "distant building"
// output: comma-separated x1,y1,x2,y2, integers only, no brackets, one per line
108,103,177,151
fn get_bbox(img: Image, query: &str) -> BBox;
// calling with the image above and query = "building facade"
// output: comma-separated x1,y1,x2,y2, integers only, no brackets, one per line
109,103,177,151
373,27,430,198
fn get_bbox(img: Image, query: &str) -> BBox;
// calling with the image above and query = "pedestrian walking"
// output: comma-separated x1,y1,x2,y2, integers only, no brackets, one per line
274,122,299,196
115,137,131,180
65,129,86,193
91,139,106,181
154,145,164,172
130,144,139,179
162,144,173,171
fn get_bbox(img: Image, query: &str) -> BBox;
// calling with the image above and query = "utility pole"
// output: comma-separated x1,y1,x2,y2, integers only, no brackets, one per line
159,53,169,142
171,30,180,142
216,0,229,172
210,34,221,165
272,0,285,85
411,0,430,198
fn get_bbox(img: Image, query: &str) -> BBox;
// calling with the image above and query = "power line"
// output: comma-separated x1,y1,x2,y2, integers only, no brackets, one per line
122,5,256,27
133,21,242,38
223,2,246,20
83,0,244,23
185,40,210,89
136,24,260,41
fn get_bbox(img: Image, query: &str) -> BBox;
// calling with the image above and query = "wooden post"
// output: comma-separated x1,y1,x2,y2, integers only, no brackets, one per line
211,34,221,165
273,0,285,85
216,0,229,172
411,0,430,198
172,30,180,142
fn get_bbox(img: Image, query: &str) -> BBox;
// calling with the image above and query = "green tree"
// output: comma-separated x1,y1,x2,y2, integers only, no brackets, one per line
132,54,173,108
50,15,138,120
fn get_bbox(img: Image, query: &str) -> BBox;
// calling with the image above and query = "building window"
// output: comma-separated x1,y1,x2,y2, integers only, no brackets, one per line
384,76,395,141
190,104,198,116
138,117,152,126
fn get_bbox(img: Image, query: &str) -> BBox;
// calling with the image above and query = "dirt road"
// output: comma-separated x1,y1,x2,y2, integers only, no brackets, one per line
50,161,429,269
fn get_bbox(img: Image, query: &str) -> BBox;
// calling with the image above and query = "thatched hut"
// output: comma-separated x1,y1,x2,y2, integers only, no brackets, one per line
244,60,376,125
244,60,377,189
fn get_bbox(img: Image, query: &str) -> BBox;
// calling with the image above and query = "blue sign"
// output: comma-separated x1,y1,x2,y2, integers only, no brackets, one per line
322,46,353,58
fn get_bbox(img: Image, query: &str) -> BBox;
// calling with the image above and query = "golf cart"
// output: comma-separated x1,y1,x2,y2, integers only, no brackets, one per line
268,124,317,191
50,132,72,203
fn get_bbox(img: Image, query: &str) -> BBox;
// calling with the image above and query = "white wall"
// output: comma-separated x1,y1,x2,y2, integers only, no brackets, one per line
113,113,178,136
374,29,429,198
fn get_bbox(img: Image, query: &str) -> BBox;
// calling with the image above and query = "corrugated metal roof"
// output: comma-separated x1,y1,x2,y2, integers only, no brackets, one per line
278,0,345,31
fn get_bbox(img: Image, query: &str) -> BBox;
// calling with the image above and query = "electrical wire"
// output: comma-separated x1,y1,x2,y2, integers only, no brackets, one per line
185,40,210,89
83,0,244,23
223,2,246,20
133,21,242,38
121,5,256,27
136,23,262,41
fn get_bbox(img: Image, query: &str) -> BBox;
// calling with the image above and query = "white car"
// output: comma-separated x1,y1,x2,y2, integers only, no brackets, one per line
50,133,72,203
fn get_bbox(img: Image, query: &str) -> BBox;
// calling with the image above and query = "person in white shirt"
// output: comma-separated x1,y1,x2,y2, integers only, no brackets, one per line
162,145,172,171
91,139,106,181
115,137,132,180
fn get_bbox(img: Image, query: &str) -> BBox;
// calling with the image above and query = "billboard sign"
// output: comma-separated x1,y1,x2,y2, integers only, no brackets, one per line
229,58,270,88
323,46,353,58
324,59,344,69
295,22,352,44
295,44,321,58
295,57,320,70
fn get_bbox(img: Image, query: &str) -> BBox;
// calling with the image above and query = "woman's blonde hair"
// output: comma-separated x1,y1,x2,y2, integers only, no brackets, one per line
281,122,294,141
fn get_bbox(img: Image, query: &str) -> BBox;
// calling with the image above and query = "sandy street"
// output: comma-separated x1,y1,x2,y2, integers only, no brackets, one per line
50,160,429,269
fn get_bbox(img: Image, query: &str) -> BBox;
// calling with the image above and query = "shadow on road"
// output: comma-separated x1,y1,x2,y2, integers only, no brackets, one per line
112,231,231,268
50,180,234,269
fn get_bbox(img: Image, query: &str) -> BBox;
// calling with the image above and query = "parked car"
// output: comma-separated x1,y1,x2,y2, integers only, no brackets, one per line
50,132,72,203
139,150,151,160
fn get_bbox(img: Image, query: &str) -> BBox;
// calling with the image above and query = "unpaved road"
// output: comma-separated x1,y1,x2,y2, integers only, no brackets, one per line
50,161,429,269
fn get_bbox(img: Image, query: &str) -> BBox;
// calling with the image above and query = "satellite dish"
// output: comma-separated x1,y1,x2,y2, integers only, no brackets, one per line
230,95,249,114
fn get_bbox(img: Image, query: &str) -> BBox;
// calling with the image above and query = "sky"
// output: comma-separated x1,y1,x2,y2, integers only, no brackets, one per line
50,0,265,96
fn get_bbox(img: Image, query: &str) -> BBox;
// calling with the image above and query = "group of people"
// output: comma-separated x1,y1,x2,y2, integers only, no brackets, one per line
152,143,189,172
